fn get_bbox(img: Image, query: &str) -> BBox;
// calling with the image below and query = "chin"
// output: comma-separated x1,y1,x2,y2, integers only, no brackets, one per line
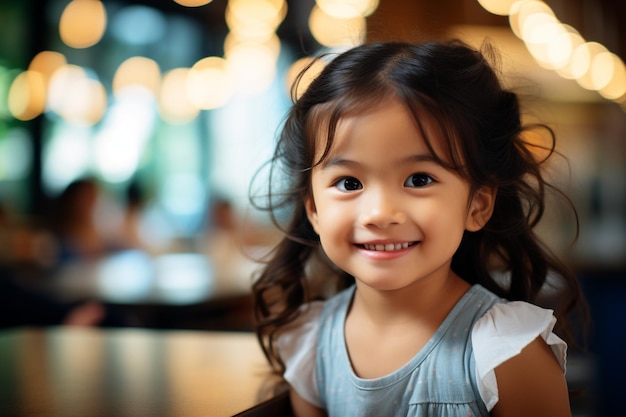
355,278,413,293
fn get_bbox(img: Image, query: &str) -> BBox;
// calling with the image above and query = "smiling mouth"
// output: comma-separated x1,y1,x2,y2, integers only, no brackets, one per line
360,242,417,251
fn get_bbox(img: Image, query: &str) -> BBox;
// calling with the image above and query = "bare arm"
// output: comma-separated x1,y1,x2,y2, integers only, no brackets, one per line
290,389,326,417
491,336,571,417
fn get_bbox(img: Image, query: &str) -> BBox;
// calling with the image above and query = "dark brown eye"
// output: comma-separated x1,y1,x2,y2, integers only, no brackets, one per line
404,173,434,188
336,177,362,191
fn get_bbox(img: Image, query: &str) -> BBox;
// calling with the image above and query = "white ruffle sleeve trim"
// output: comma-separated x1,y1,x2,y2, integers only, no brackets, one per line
471,301,567,411
275,301,325,408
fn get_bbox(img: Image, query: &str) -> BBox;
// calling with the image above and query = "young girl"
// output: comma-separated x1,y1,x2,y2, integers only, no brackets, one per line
251,40,586,417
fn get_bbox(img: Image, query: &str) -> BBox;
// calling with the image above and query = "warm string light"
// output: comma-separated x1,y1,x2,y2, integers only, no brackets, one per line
478,0,626,107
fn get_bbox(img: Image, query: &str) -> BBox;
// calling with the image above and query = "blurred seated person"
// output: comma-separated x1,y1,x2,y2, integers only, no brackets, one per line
117,179,170,255
0,202,134,329
201,196,283,294
46,177,125,264
120,180,147,251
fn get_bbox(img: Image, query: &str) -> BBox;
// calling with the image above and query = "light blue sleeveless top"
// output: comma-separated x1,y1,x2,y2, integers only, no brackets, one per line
315,284,502,417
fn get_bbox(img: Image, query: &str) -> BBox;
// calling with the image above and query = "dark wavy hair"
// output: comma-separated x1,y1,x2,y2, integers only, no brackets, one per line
251,39,586,373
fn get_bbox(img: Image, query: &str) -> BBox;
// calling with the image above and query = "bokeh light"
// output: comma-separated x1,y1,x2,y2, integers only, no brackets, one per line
315,0,379,19
173,0,214,7
95,87,156,183
574,42,609,91
110,5,166,46
28,51,67,84
509,1,555,40
113,56,161,97
286,56,327,100
476,0,518,16
309,5,366,48
598,55,626,100
493,0,626,104
554,31,586,78
159,68,200,124
8,71,46,121
225,0,286,41
591,52,619,91
225,40,279,95
59,0,107,49
47,65,107,125
186,57,234,110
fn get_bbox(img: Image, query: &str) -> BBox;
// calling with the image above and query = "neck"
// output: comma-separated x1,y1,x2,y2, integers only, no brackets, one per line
350,272,470,329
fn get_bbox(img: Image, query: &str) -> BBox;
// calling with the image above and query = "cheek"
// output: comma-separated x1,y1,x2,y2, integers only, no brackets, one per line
315,206,346,233
416,199,469,234
314,204,352,243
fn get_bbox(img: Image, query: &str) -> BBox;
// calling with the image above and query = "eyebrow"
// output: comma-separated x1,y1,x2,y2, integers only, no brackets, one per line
321,153,440,169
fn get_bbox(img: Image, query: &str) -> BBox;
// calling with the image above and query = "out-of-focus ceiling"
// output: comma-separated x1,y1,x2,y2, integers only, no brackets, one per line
121,0,625,58
136,0,626,103
22,0,626,104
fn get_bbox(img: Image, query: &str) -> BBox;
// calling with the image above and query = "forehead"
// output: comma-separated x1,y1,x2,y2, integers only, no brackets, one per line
311,97,448,163
336,101,418,147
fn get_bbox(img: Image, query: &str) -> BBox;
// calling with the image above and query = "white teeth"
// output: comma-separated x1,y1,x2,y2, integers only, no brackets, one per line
364,242,412,251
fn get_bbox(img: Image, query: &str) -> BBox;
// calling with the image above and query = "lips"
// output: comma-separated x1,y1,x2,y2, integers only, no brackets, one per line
361,242,417,251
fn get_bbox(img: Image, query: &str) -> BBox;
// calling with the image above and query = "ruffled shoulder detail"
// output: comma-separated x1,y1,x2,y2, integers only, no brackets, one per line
471,301,567,411
275,301,325,407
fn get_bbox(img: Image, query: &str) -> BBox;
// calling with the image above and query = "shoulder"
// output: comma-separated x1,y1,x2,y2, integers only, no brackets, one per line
471,301,567,411
277,286,354,358
275,286,354,409
275,300,325,407
471,301,567,372
276,300,326,371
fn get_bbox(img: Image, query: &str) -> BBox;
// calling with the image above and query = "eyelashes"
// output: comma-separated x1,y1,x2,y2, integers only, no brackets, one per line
334,177,362,192
404,173,434,188
333,173,435,192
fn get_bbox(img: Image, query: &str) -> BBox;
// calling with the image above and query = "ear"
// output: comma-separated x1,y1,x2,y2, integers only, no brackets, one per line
304,195,320,234
466,186,497,232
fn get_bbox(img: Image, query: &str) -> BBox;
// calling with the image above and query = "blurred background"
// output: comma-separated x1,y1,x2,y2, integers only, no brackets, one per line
0,0,624,416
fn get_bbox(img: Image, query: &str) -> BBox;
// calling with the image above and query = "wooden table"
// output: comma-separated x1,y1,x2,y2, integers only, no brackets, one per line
0,327,289,417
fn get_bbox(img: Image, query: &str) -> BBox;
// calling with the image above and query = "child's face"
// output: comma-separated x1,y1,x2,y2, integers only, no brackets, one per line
305,98,494,292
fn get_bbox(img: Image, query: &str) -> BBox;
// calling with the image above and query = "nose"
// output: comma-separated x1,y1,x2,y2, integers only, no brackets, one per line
359,189,406,228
